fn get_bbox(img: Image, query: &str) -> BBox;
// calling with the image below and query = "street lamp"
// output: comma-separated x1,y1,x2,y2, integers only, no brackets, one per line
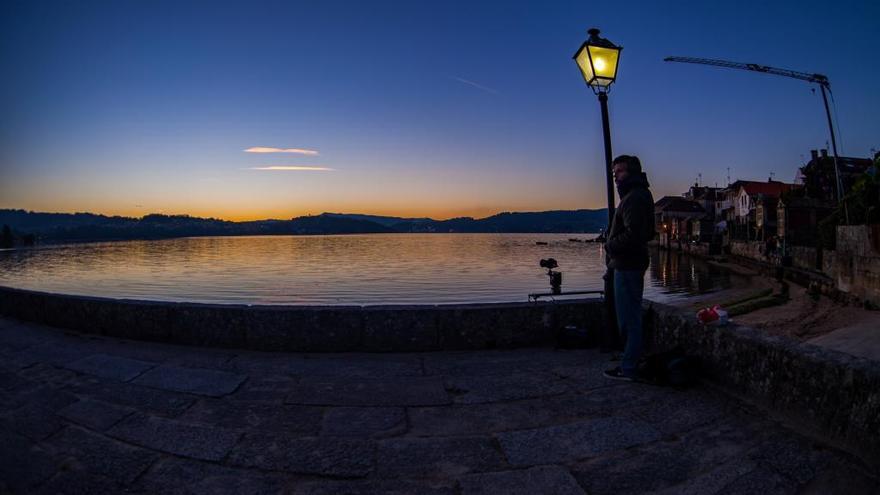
573,28,622,352
573,28,621,92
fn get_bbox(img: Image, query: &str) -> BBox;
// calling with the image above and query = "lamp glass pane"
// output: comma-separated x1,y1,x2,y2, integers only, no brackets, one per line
574,46,595,85
587,45,619,86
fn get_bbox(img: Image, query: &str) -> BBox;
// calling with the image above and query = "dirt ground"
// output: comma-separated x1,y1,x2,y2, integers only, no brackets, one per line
734,283,879,341
677,259,880,344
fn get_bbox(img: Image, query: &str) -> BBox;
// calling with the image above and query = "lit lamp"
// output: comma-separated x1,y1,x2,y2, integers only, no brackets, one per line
573,28,621,93
573,28,622,352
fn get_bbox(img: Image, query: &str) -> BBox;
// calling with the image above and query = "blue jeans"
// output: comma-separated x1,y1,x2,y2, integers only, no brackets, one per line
614,269,645,377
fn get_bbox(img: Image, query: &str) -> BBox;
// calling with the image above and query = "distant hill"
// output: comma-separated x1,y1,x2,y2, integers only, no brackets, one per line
396,210,607,234
0,208,607,244
322,213,432,228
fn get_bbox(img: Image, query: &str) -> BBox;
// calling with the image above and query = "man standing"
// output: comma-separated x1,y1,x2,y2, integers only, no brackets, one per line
603,155,655,380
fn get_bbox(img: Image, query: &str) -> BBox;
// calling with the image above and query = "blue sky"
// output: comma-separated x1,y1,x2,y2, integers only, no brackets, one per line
2,0,878,220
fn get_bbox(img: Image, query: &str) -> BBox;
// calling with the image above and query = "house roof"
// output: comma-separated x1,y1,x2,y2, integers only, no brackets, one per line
805,155,872,176
656,197,706,215
736,181,796,198
654,196,679,209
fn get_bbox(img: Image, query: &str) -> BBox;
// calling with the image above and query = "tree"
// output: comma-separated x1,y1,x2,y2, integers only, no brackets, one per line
818,155,880,249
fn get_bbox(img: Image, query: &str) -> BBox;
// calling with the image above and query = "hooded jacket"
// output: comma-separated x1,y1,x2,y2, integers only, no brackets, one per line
605,172,655,271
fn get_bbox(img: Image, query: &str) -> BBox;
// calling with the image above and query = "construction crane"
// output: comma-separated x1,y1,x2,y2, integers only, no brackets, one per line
664,56,847,222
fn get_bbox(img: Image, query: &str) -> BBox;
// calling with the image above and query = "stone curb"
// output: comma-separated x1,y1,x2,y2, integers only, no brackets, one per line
0,285,604,352
647,301,880,468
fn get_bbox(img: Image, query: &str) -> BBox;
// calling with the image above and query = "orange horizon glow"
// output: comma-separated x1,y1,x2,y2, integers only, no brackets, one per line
0,201,606,223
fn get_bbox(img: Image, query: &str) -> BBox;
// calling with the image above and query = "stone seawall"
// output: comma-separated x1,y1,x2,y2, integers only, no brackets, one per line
648,303,880,467
0,286,604,352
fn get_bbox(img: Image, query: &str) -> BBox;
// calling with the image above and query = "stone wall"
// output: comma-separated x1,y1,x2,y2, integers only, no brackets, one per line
730,240,765,261
657,238,710,256
0,286,604,352
836,225,880,306
731,226,880,305
787,245,819,271
648,303,880,467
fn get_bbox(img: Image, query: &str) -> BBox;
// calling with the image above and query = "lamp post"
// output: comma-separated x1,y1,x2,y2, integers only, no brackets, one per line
573,28,622,351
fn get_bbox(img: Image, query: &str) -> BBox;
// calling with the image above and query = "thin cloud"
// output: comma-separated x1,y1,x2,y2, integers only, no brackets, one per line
452,76,499,95
244,147,319,155
247,166,334,171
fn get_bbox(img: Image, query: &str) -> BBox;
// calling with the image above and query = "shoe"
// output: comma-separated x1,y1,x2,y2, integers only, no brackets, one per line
603,367,635,381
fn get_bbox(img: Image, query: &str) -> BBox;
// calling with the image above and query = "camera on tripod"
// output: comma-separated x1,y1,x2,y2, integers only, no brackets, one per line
539,258,562,294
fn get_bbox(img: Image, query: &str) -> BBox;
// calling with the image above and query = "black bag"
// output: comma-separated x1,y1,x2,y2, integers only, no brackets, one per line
639,347,700,387
556,325,591,349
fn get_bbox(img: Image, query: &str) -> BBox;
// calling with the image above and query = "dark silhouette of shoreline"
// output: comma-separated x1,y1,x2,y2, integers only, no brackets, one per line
0,209,608,244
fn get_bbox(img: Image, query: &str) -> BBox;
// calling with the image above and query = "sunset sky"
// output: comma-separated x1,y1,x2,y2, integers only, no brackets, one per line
2,0,878,221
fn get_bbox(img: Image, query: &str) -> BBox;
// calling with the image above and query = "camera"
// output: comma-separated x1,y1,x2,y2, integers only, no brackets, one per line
539,258,558,270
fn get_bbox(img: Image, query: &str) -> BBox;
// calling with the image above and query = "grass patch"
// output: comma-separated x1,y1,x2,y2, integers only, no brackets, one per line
692,288,773,311
727,293,789,316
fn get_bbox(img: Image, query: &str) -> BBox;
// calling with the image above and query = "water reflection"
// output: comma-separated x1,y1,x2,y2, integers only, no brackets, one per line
0,235,732,305
648,248,732,296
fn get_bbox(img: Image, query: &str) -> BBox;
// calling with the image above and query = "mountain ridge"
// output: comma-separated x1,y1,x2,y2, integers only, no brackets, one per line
0,208,608,243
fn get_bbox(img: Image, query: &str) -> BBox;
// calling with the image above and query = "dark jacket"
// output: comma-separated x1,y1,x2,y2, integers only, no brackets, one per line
605,172,655,271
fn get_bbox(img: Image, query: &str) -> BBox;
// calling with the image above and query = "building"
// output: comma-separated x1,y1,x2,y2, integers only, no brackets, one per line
799,149,873,202
754,195,780,241
655,196,706,247
776,197,834,246
683,185,722,221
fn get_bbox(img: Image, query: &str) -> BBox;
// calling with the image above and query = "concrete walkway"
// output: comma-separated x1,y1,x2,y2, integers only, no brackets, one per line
808,321,880,362
0,317,876,494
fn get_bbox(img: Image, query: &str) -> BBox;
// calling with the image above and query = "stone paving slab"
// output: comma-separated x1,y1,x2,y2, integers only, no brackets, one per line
57,398,135,432
286,376,450,406
18,363,79,388
570,418,771,495
423,349,592,377
227,433,374,477
0,402,66,442
0,316,877,493
458,465,586,495
18,342,99,367
47,425,159,485
132,456,292,495
633,387,736,435
67,375,196,417
0,348,39,371
33,471,130,495
108,413,241,461
180,398,323,433
497,416,664,467
376,437,507,479
132,365,247,397
289,479,456,494
229,374,299,402
321,407,406,437
648,458,761,495
0,369,32,391
407,385,654,437
0,380,77,412
0,322,55,351
552,361,623,391
0,427,59,493
443,371,571,404
227,353,423,378
64,353,156,381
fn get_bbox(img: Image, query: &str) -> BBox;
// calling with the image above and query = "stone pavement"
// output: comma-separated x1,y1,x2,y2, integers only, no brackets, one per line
0,317,877,494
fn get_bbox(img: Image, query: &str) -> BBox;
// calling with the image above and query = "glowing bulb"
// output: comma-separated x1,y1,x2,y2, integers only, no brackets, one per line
593,57,607,72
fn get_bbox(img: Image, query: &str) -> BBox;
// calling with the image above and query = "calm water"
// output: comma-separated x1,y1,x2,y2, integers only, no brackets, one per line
0,234,733,305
